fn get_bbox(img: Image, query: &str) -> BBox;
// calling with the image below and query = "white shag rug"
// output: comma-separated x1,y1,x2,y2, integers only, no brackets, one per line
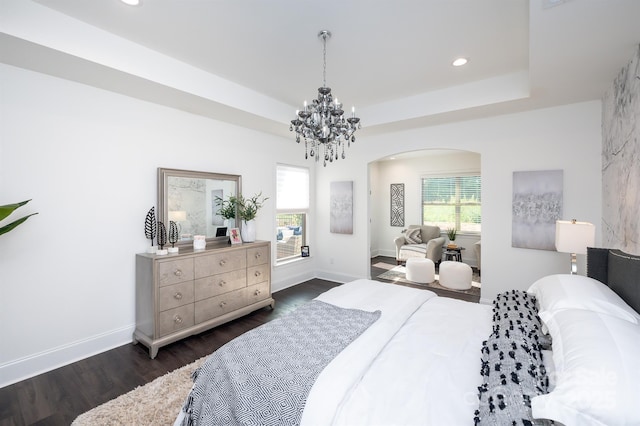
72,357,206,426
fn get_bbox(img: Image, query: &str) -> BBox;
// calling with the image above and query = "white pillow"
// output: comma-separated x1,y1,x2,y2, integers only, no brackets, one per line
531,309,640,425
527,274,640,324
280,229,294,241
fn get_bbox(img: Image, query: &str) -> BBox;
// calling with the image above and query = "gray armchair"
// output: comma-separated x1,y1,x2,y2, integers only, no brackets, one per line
474,239,481,273
394,225,446,265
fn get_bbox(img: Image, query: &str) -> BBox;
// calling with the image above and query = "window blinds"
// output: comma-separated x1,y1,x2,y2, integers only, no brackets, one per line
276,165,309,210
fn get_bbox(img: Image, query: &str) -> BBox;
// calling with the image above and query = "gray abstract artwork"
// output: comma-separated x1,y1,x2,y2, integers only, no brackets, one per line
512,170,563,250
330,181,353,234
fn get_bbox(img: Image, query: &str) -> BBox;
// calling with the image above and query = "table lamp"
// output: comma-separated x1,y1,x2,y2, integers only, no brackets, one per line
555,219,595,274
168,210,187,222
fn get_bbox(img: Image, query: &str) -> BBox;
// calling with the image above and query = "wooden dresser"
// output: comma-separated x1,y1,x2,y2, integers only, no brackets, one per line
134,241,273,358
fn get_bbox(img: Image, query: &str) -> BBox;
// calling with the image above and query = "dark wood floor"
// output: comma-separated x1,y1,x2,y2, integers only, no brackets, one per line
372,255,481,303
0,256,475,425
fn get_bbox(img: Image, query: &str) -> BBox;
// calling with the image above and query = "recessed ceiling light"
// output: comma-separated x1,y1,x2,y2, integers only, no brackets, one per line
452,57,468,67
121,0,141,5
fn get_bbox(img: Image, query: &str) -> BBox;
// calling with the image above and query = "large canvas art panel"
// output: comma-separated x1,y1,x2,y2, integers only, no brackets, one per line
330,181,353,234
602,45,640,254
512,170,563,251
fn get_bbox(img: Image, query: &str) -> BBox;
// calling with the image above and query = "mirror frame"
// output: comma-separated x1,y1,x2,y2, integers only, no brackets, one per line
158,167,242,248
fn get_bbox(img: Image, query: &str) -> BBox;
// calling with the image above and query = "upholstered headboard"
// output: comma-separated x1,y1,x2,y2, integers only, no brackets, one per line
587,247,640,314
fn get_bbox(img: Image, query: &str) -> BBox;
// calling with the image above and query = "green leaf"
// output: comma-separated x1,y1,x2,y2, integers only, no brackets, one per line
0,199,31,221
0,213,38,236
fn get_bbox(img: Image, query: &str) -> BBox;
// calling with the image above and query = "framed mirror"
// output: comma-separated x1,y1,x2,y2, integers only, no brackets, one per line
158,168,241,247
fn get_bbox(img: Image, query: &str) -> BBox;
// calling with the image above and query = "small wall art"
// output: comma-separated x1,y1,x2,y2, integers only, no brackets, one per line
512,169,563,251
330,181,353,234
390,183,405,227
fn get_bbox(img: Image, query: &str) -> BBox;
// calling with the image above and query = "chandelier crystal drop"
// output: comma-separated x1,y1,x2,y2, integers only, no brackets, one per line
290,30,361,167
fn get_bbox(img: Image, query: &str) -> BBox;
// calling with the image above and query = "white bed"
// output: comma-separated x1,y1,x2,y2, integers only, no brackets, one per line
304,279,492,426
177,247,640,426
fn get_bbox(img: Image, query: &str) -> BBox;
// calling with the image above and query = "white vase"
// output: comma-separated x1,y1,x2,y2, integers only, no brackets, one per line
241,219,256,242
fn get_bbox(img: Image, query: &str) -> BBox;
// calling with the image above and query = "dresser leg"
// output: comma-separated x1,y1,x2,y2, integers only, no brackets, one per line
270,300,276,309
150,346,159,359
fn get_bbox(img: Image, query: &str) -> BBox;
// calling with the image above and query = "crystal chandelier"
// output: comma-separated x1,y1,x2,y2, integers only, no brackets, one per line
290,30,361,167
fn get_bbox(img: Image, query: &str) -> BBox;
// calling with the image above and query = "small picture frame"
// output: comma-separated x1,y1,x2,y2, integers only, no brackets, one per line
230,228,242,245
301,245,310,257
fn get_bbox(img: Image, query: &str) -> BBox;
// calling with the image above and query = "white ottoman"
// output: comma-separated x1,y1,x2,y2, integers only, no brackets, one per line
439,261,472,290
405,258,435,284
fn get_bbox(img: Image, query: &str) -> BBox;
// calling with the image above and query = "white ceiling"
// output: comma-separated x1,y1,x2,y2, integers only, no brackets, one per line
2,0,640,137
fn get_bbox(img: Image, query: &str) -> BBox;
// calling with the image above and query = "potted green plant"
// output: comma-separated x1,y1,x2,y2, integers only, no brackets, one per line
1,199,38,236
215,196,236,221
215,195,237,233
230,192,269,242
446,227,457,248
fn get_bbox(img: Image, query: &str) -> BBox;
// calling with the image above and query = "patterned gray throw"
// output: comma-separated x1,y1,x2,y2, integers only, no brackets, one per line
181,300,381,426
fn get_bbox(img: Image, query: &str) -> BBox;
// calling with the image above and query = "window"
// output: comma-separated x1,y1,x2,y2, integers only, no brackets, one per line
421,174,481,233
276,165,309,262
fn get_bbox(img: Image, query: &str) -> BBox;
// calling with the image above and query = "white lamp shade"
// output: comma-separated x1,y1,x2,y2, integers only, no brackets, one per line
168,210,187,222
555,220,595,254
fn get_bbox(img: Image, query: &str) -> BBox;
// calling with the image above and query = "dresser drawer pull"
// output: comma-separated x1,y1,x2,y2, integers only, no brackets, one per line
174,269,183,277
174,292,183,300
219,301,227,308
219,259,226,267
255,252,261,259
254,289,261,296
218,280,226,287
174,315,183,324
254,271,261,277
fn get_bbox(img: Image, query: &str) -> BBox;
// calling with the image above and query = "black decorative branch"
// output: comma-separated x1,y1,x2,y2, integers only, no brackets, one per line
157,221,167,250
144,207,157,246
168,221,179,248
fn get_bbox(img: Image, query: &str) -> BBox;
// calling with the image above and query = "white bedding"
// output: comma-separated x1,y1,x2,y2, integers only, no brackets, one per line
302,279,493,426
176,279,493,426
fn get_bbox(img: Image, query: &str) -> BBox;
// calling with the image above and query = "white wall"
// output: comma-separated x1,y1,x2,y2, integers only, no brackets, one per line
314,101,602,303
0,64,316,386
371,150,481,265
0,62,603,387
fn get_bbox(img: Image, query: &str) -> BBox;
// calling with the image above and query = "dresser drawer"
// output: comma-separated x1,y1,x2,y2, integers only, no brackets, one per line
246,245,269,267
194,289,246,323
247,263,270,286
158,304,194,337
159,281,194,311
195,269,246,301
195,250,246,278
246,281,271,305
158,258,194,287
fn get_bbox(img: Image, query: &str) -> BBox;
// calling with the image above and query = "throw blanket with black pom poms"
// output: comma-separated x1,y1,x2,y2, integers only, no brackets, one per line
474,290,553,425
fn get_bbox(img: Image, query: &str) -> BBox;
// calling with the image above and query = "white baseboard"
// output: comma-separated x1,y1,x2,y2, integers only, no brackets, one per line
0,324,135,388
315,269,361,284
271,270,316,293
376,249,396,258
